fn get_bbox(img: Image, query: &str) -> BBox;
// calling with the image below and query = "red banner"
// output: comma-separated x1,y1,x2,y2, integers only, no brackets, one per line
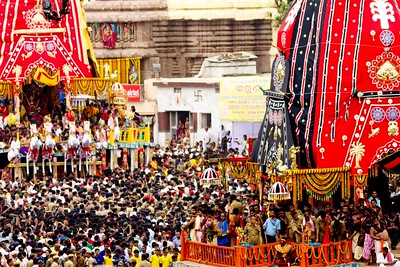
124,84,141,102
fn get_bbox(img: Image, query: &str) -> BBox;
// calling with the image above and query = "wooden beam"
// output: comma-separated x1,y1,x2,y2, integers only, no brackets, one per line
13,28,66,35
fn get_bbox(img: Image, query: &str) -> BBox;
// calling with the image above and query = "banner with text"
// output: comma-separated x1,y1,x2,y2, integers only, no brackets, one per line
219,75,270,122
124,84,141,102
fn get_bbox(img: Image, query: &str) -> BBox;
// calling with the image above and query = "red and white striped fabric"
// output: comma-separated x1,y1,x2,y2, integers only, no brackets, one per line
200,168,220,187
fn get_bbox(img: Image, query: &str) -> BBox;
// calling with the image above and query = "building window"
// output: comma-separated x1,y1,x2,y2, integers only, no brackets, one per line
170,111,191,138
174,87,181,93
201,113,211,128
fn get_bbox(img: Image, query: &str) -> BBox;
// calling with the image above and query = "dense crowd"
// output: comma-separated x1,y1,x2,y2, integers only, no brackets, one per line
0,100,398,267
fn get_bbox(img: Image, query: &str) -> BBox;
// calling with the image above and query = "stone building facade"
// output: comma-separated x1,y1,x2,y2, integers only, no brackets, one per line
83,0,277,81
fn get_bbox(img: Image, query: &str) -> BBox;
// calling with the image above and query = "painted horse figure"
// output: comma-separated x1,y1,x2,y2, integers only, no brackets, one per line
27,124,42,176
42,122,56,173
65,121,80,172
79,121,92,172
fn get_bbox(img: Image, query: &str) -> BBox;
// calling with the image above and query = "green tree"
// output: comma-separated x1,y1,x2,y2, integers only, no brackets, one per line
274,0,295,28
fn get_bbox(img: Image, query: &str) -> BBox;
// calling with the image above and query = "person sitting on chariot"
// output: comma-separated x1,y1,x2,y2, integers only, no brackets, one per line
272,237,296,266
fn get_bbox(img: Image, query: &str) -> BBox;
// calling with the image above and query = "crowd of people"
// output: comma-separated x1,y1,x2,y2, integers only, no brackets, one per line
0,100,398,267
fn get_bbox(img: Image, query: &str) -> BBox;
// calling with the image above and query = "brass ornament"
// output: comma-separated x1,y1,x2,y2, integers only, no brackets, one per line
289,146,300,169
349,142,365,169
368,121,380,138
388,121,399,136
367,52,400,90
35,42,44,53
376,61,399,81
272,55,286,92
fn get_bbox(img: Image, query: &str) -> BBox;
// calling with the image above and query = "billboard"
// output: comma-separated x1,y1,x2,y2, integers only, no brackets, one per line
219,75,270,122
124,84,141,102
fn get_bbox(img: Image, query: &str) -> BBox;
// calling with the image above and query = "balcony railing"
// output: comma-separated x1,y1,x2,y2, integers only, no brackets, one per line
180,230,354,267
87,22,135,44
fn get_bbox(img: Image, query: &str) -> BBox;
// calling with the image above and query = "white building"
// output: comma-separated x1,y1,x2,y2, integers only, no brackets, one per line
142,52,271,148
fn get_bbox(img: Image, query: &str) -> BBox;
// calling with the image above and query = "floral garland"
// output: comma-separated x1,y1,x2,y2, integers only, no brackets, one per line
13,84,22,95
246,162,261,185
353,174,368,202
95,79,112,95
71,78,116,96
353,174,368,187
291,167,351,201
73,78,92,95
219,160,228,189
228,160,247,180
342,171,351,200
0,81,12,99
292,174,299,205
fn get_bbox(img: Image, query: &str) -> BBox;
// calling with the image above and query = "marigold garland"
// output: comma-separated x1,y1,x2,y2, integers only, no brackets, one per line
13,84,22,95
73,78,92,95
291,167,351,201
95,79,110,95
352,174,368,203
0,81,12,99
71,78,116,96
219,160,228,189
246,162,262,185
217,160,262,186
353,174,368,187
228,161,247,180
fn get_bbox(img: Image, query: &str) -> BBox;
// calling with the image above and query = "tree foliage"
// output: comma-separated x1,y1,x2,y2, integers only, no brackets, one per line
274,0,295,28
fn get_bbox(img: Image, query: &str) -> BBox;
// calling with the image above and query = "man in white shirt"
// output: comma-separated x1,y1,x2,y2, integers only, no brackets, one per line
241,134,249,156
218,125,227,153
203,128,212,150
377,247,400,267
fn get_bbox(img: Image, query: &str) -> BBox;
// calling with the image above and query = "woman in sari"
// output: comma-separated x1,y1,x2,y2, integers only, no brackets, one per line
101,23,117,48
176,121,185,140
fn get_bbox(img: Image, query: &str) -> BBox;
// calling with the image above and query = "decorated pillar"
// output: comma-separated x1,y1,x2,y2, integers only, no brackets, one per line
14,92,21,125
145,146,150,166
134,148,139,169
101,149,106,170
114,150,118,168
258,170,263,204
65,78,72,111
92,155,98,176
53,156,58,179
14,165,18,180
130,148,135,171
12,66,23,125
139,147,144,168
110,149,114,170
122,148,128,170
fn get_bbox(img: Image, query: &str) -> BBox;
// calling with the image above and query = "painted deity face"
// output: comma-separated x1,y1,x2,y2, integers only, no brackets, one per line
113,97,126,106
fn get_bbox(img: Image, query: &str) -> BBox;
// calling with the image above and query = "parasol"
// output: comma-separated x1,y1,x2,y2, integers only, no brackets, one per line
200,167,221,187
268,181,291,201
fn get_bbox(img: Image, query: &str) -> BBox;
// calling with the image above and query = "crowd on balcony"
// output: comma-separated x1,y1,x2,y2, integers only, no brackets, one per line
0,100,398,267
